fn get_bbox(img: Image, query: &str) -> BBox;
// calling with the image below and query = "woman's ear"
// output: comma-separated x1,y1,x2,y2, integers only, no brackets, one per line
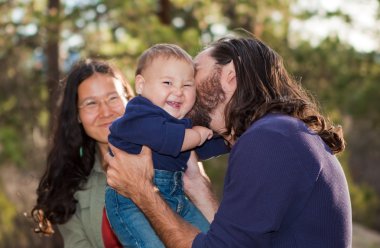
135,75,144,95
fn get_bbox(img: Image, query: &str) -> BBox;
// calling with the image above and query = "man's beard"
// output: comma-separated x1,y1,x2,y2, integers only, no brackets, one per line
187,68,225,128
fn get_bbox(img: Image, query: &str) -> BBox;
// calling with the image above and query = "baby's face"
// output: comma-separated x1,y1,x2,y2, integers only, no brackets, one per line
136,56,196,119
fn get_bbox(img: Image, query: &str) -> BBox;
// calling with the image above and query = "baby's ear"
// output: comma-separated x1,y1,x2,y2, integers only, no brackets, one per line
135,75,144,95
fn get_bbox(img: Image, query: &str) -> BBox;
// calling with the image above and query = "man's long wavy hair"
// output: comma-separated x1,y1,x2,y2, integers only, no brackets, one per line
31,59,134,232
209,36,345,154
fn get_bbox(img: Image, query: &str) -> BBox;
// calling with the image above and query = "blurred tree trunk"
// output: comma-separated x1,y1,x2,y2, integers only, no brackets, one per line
223,0,257,35
157,0,171,25
45,0,61,133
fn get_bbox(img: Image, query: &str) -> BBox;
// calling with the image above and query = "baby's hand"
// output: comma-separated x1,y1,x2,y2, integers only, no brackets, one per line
192,126,213,146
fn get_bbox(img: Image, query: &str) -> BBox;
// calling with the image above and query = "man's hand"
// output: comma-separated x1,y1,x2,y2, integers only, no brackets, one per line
106,146,199,248
105,144,155,200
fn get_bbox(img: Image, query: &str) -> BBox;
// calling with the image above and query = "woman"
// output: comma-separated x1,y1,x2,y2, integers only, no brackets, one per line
32,59,134,247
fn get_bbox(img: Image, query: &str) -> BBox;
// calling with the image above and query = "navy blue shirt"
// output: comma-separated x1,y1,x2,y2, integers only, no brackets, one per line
109,96,229,172
193,114,352,247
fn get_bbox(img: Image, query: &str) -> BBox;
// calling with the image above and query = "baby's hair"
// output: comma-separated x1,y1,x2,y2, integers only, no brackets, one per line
136,44,193,75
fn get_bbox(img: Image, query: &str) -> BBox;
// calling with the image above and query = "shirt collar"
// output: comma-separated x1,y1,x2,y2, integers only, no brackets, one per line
93,150,105,174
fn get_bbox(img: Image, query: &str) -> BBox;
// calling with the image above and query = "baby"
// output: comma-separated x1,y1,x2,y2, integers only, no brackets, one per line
105,44,229,248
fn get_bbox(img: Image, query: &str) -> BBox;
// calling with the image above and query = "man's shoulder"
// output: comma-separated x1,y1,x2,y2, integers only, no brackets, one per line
233,114,310,152
246,114,303,136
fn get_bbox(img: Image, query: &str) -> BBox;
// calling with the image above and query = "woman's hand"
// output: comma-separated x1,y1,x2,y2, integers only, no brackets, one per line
184,151,210,197
184,151,219,222
105,144,155,199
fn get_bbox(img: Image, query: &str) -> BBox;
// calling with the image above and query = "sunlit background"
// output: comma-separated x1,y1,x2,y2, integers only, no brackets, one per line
1,0,380,247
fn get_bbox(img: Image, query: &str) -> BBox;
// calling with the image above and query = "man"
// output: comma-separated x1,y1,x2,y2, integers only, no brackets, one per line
106,36,352,247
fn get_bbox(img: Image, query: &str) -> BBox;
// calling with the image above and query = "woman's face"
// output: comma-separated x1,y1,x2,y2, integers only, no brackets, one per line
77,73,127,145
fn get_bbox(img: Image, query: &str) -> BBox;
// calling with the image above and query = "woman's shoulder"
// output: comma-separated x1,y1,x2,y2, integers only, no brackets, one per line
75,163,106,208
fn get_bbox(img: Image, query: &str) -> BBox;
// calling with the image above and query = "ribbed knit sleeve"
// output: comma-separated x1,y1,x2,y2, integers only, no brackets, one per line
194,127,316,247
193,114,351,247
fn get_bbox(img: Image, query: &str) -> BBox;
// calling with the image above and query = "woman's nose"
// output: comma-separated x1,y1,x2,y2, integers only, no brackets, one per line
98,102,112,117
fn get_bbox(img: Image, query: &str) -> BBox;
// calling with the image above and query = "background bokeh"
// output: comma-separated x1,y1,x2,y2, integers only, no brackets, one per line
1,0,380,247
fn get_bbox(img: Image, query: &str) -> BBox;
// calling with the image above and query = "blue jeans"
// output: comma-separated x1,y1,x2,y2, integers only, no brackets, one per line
105,169,210,248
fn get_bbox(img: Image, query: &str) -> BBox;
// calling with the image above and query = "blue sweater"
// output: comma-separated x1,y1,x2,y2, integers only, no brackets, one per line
109,96,229,172
193,114,352,247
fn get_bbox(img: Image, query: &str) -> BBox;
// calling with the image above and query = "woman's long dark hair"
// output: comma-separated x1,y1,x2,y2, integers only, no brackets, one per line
209,36,345,154
32,59,134,233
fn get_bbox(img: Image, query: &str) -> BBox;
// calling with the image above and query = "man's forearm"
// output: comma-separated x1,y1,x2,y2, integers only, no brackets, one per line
132,184,201,248
105,146,207,247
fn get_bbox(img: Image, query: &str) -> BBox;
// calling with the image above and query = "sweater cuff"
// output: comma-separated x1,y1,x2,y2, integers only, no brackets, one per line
158,122,185,156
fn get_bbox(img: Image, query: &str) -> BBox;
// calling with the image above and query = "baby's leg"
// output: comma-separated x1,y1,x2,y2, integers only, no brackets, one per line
178,196,210,233
153,169,210,233
105,186,165,248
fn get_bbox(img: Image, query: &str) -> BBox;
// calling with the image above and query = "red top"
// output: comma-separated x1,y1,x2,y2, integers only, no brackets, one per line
102,207,122,248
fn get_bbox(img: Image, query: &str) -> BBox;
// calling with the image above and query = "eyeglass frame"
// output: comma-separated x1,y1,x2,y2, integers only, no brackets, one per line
77,92,127,114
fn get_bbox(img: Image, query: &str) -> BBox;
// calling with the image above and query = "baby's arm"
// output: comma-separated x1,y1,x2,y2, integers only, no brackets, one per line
181,126,213,151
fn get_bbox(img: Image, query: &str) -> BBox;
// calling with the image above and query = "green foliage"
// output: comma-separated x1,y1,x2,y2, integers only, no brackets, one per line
347,65,380,123
0,186,16,241
0,126,25,166
351,183,380,228
339,151,380,230
0,1,380,246
204,155,229,199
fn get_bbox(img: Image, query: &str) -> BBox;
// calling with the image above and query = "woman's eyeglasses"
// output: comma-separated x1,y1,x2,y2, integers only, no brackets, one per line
78,93,125,114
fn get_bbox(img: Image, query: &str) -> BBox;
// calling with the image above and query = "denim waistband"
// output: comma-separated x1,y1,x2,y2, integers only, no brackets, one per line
153,169,184,195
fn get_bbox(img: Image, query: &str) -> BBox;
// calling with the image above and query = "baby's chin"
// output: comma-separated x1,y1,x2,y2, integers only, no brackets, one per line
165,109,183,120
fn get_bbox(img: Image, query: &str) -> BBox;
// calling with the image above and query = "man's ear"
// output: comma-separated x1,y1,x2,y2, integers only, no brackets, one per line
135,75,145,95
222,60,237,93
